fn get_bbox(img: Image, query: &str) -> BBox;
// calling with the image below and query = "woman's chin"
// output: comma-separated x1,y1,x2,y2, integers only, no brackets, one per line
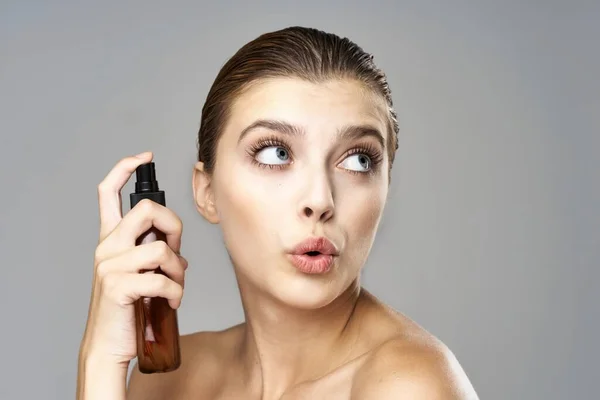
267,275,349,310
235,256,358,310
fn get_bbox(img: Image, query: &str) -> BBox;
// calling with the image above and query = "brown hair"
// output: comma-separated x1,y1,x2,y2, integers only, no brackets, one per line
196,26,399,179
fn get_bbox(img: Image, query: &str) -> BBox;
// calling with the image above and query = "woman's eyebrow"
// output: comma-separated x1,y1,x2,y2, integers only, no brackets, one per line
238,119,304,143
238,119,385,148
337,124,385,148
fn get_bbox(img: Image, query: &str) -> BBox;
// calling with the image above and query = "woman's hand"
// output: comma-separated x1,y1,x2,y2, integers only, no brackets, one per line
79,152,188,367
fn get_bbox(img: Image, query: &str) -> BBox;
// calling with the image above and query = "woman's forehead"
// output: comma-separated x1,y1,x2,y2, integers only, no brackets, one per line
227,77,388,138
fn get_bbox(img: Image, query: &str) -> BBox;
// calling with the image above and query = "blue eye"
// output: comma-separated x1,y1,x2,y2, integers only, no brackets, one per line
255,146,291,165
340,153,372,172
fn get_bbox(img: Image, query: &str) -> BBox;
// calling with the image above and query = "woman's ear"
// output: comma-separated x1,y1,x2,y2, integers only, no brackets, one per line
192,161,220,224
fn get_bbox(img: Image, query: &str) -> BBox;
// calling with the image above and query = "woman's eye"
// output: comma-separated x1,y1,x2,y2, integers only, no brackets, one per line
340,153,372,172
256,146,291,165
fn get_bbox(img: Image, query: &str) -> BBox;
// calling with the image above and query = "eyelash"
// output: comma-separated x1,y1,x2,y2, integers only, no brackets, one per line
246,134,384,175
246,136,291,170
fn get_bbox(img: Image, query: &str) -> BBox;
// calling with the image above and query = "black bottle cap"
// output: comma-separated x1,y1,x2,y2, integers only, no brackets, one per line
135,162,159,193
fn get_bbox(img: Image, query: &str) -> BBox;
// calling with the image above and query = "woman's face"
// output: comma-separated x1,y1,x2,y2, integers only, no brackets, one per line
196,77,390,309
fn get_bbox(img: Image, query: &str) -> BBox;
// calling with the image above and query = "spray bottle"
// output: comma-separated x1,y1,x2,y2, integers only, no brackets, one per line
129,161,181,373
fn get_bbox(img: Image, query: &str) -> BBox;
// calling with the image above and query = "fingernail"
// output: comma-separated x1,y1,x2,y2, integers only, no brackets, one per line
180,255,189,269
135,151,151,158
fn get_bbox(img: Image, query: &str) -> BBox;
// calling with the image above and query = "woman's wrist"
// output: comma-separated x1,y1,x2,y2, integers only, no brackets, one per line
77,351,129,400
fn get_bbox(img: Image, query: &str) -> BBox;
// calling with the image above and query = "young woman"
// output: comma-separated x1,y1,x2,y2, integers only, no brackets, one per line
78,26,479,399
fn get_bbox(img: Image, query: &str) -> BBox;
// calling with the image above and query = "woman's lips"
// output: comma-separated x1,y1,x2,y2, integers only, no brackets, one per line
287,253,334,274
290,236,339,256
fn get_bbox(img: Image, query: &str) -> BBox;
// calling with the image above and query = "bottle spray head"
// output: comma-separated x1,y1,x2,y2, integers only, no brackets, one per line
135,162,160,193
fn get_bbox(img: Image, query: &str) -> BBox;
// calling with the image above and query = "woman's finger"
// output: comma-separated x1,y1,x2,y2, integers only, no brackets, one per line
101,272,184,309
97,151,153,242
95,240,188,287
98,198,184,259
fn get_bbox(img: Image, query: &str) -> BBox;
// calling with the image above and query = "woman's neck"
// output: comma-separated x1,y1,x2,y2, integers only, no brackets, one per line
234,278,364,399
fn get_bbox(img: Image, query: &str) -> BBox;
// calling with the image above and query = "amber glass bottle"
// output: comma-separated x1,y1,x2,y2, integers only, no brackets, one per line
129,162,181,373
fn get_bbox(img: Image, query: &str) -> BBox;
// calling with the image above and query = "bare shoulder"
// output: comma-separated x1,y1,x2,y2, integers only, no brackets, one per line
350,291,479,400
350,336,479,399
126,326,240,400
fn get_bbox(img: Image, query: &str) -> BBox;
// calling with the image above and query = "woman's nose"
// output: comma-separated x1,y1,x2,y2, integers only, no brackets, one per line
302,204,333,221
297,174,335,223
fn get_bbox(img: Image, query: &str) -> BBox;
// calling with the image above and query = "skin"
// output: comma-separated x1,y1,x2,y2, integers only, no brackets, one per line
126,77,479,399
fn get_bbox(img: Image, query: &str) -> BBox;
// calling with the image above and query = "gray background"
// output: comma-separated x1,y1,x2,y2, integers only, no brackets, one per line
1,1,598,399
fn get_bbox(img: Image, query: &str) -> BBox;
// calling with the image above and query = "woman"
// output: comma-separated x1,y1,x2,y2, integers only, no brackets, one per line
77,26,479,399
